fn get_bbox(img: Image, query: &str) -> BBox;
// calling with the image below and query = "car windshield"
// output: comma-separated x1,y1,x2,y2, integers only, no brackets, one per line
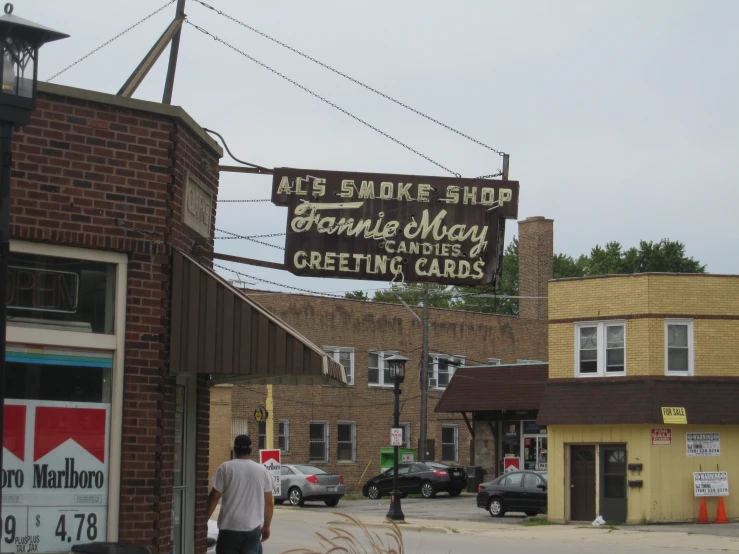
293,465,327,475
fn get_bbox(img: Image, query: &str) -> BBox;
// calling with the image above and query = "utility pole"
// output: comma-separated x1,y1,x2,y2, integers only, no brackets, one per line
502,153,510,180
419,284,430,462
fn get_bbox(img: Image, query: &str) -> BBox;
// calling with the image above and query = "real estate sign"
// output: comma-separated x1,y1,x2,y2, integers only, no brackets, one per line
693,472,729,497
686,432,720,457
271,168,520,287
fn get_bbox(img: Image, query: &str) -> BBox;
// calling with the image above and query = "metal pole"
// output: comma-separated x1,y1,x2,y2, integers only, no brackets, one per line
419,284,429,462
386,378,404,521
162,0,186,104
502,154,510,180
0,122,15,531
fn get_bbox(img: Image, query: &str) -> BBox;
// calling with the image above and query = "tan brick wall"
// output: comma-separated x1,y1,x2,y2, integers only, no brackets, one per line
549,274,739,379
208,386,233,480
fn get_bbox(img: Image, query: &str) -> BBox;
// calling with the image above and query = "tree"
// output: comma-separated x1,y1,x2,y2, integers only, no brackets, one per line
373,282,453,309
344,291,369,301
583,239,705,275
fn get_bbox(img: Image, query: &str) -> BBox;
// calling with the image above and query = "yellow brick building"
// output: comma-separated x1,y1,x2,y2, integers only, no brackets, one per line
539,273,739,523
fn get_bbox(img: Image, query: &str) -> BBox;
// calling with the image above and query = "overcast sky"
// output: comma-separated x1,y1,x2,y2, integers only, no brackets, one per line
27,0,739,294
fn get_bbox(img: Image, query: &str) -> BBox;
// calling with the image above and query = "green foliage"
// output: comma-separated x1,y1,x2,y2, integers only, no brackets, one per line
583,239,705,275
372,282,453,309
344,291,369,301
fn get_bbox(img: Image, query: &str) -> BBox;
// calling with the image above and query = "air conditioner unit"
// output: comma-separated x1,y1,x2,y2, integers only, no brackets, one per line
428,378,437,389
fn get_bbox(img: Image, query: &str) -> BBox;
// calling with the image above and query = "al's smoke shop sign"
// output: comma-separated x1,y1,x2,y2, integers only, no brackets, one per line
271,168,519,287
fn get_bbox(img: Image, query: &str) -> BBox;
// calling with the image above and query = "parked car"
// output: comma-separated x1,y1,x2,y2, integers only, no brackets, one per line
476,470,548,517
362,462,467,499
274,464,346,507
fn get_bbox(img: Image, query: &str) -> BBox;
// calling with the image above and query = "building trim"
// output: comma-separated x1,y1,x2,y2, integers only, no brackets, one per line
550,313,739,324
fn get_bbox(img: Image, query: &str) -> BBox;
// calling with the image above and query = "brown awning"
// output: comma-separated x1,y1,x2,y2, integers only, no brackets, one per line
169,249,346,385
537,377,739,425
435,364,549,413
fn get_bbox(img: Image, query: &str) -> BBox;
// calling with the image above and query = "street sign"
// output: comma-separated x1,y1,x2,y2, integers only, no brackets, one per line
694,472,729,497
390,428,403,447
259,449,281,496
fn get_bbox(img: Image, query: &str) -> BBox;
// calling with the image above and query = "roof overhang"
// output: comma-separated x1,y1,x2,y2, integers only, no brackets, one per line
169,249,347,386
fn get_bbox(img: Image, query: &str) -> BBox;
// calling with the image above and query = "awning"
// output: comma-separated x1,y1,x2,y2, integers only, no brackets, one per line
169,249,347,385
435,364,549,413
537,377,739,425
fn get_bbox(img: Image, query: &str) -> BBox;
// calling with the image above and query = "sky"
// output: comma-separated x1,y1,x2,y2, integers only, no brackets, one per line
25,0,739,295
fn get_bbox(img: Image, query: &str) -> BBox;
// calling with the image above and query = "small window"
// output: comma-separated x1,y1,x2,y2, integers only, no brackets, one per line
400,423,411,449
441,424,458,462
231,418,249,447
665,320,693,375
429,355,465,390
337,421,356,462
487,358,501,365
575,322,626,377
279,419,290,453
309,421,329,462
368,350,398,387
258,420,266,450
324,347,355,385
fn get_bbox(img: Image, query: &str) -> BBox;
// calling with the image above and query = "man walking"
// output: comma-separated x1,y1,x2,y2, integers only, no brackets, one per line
207,435,274,554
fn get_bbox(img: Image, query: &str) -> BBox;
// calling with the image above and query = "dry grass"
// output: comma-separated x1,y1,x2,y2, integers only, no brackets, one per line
280,512,403,554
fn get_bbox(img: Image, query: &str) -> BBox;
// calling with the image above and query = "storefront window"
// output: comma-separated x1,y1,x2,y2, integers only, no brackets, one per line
6,252,116,334
502,421,521,469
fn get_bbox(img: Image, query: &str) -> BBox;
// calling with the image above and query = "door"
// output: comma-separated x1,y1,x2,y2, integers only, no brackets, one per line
400,463,427,493
570,445,596,521
599,445,627,522
173,375,196,554
523,472,547,513
537,436,548,471
500,471,526,511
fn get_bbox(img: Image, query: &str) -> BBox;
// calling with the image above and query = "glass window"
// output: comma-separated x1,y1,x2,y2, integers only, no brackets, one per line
7,252,117,334
258,420,266,450
606,324,625,373
309,422,328,462
666,321,692,374
368,351,398,387
337,422,356,462
523,473,540,488
280,466,294,476
429,355,465,390
278,419,289,452
324,347,354,385
441,425,458,462
578,326,598,374
293,465,327,475
503,472,523,487
576,322,626,377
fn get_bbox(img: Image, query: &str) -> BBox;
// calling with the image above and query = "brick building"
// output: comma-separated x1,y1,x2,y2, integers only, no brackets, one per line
3,83,343,554
208,216,554,492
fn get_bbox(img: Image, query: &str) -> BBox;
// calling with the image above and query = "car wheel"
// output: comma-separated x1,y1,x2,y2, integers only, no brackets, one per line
367,484,381,500
449,489,462,497
421,481,436,499
525,511,538,517
488,498,506,517
288,487,304,507
324,499,340,507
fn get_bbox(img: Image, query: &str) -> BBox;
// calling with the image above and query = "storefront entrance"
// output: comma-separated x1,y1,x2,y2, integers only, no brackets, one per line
570,445,596,521
599,445,627,523
172,375,197,554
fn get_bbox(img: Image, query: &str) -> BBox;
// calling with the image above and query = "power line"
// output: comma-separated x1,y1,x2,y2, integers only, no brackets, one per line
185,20,460,177
46,0,176,82
191,0,506,158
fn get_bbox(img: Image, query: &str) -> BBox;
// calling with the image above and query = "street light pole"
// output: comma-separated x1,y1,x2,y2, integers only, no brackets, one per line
385,354,409,522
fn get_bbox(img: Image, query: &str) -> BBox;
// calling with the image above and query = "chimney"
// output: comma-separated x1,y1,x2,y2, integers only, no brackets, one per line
518,216,553,320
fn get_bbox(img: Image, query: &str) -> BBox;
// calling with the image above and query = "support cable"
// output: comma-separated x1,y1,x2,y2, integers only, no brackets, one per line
192,0,505,157
46,0,176,82
204,128,271,172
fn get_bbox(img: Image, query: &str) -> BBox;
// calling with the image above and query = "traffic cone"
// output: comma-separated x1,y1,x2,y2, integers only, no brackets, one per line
698,498,709,524
716,497,728,524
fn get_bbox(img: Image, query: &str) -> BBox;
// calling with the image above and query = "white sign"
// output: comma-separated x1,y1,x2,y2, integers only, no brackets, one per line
401,453,414,463
259,450,281,497
1,400,110,553
694,472,729,497
687,432,720,457
390,428,403,447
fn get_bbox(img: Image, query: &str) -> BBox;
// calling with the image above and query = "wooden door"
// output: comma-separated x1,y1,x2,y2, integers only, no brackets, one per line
570,445,596,521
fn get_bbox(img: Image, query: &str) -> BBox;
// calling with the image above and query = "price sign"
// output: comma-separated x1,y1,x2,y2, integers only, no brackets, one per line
259,450,281,497
390,428,403,447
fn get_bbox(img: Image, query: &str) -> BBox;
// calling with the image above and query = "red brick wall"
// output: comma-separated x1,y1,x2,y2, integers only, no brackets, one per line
12,87,220,553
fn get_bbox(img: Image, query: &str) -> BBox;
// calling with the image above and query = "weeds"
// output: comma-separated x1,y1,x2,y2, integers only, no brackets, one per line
521,518,552,527
280,512,403,554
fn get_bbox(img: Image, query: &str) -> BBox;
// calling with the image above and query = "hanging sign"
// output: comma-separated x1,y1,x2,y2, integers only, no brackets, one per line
686,432,720,457
271,168,519,287
259,450,281,496
693,472,729,497
254,407,268,423
661,407,687,424
651,428,672,446
1,400,110,554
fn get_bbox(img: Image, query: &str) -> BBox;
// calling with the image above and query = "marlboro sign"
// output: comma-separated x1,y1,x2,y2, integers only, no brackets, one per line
260,449,281,496
271,168,519,287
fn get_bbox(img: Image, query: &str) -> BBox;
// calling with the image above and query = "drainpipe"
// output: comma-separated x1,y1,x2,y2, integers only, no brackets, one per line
266,384,274,449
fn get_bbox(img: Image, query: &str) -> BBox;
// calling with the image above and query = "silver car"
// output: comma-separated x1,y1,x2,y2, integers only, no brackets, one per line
275,464,346,507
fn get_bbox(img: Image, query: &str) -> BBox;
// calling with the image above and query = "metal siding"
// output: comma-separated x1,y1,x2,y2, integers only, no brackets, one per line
239,302,252,375
274,326,287,375
204,275,217,371
185,260,200,374
222,289,235,374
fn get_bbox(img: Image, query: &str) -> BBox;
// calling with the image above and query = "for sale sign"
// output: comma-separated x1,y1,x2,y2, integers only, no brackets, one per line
651,428,672,446
1,400,110,553
687,432,720,457
259,450,281,497
694,472,729,497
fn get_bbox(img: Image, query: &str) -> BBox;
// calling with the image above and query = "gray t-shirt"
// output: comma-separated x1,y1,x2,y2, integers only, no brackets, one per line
211,459,272,532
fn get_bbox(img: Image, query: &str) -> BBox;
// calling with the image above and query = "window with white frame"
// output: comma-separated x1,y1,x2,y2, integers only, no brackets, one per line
575,322,625,376
428,355,465,389
337,422,356,462
441,425,459,462
278,419,290,452
231,418,249,448
400,423,411,449
368,350,399,387
309,421,329,462
324,347,355,385
665,320,693,375
487,358,501,365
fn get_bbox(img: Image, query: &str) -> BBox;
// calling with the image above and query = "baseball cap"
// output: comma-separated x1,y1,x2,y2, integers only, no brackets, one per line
234,435,252,449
